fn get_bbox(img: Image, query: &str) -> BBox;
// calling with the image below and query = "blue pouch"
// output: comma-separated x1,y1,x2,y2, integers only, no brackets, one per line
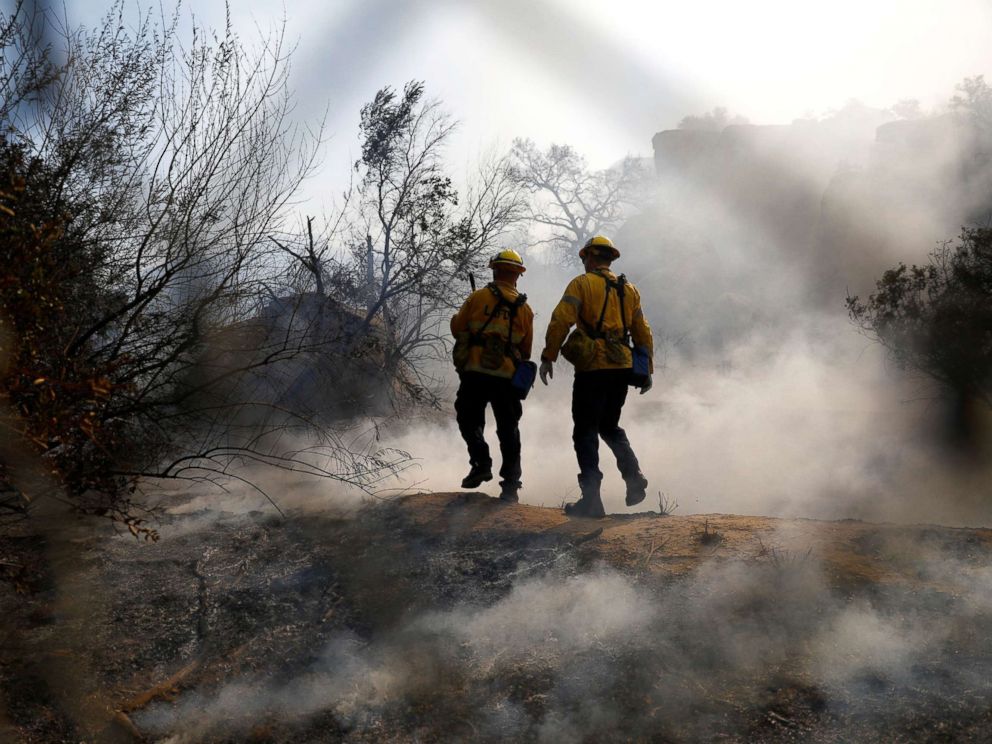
630,346,650,388
511,361,538,399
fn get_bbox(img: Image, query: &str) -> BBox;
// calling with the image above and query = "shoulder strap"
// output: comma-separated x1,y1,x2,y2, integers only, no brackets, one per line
468,284,505,344
589,274,631,343
592,277,610,337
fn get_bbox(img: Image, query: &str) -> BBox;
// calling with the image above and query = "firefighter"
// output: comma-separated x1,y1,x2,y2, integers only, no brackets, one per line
539,235,653,517
450,249,535,502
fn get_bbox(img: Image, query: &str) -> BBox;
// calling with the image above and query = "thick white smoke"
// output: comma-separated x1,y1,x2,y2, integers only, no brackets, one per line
382,321,991,526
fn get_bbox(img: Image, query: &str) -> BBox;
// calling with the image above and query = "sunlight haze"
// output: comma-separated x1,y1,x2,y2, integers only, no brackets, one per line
64,0,992,182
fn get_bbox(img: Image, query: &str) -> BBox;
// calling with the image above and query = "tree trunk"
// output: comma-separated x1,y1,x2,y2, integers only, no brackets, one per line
365,233,375,318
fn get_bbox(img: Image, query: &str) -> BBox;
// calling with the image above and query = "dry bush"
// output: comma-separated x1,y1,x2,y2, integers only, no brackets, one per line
0,2,406,530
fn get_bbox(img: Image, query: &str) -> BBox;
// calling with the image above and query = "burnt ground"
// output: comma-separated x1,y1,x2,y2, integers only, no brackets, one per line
3,491,992,742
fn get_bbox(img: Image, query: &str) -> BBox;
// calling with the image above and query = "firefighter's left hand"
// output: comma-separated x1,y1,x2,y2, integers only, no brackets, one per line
639,374,653,395
539,361,553,385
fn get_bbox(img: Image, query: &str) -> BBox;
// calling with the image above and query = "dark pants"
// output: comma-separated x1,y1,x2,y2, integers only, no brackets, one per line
455,372,523,488
572,369,641,487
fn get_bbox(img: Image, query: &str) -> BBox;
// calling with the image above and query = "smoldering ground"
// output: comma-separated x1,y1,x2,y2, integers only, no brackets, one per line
134,540,992,742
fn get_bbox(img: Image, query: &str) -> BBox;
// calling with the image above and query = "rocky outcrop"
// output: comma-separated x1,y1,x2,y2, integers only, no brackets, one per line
626,110,991,354
188,293,419,425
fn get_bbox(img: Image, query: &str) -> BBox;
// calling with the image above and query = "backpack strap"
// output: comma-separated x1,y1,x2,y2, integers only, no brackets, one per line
468,283,506,346
504,292,528,359
616,274,631,346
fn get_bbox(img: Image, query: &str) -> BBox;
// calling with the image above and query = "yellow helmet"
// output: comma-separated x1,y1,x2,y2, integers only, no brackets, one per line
489,249,526,273
579,235,620,260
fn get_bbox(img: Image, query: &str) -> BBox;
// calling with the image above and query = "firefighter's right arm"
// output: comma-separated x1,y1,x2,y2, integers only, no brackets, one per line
540,278,583,363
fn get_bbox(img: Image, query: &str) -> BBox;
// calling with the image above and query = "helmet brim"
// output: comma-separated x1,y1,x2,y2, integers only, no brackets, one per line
579,246,620,260
490,261,526,273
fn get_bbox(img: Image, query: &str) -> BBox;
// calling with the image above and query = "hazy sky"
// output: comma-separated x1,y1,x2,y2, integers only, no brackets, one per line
64,0,992,193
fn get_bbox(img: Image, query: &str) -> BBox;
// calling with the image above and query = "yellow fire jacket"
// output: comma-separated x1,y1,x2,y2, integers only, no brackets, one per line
541,269,654,373
450,281,534,379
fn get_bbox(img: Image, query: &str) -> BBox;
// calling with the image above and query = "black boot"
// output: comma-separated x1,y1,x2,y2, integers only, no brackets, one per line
499,481,520,503
461,463,493,489
564,475,605,518
625,472,648,507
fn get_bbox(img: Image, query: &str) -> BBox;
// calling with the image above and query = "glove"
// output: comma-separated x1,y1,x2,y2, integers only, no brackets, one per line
539,360,554,385
639,374,653,395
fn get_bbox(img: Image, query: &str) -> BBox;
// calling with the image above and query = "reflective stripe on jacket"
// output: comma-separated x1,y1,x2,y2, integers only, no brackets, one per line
541,269,654,372
450,281,534,378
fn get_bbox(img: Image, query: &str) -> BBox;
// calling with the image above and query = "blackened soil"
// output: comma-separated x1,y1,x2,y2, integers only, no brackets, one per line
3,493,992,742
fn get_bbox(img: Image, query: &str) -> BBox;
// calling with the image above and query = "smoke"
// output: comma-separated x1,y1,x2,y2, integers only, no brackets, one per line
137,433,399,538
101,63,992,744
137,550,991,741
811,603,930,688
373,99,992,527
379,318,992,526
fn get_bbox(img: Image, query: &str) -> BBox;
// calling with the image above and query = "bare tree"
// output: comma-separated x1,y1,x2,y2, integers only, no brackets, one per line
272,82,525,406
508,137,647,264
0,0,60,127
0,2,406,527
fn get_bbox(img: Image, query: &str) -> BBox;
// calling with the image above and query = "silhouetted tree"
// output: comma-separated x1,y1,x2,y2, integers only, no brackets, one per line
508,138,646,264
677,106,749,131
847,227,992,410
950,75,992,223
0,3,404,529
890,98,924,120
951,76,992,130
274,82,525,404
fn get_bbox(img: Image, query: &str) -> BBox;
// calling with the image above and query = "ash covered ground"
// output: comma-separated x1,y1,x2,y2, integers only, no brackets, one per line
4,491,992,742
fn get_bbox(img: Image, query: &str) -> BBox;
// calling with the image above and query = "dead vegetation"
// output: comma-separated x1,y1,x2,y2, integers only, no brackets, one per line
657,491,679,516
697,518,723,546
754,537,814,567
